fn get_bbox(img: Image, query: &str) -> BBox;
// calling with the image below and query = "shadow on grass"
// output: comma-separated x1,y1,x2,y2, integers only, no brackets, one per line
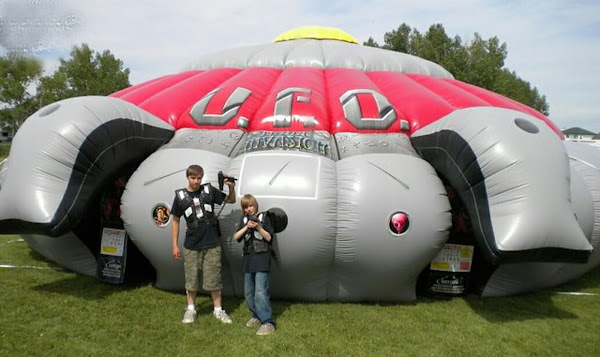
410,290,579,322
468,265,600,322
31,257,248,316
463,293,578,322
555,265,600,292
463,266,600,323
271,299,296,320
411,265,600,323
264,268,600,324
32,273,158,301
28,246,161,300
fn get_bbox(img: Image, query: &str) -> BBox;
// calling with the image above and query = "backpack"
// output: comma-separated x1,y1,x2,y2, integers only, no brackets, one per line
265,207,288,233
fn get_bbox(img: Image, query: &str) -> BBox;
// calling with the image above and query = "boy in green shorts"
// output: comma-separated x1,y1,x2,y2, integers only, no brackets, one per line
171,164,236,324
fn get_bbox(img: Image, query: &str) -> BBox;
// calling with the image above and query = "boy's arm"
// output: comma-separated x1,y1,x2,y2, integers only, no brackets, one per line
171,216,181,259
233,224,248,242
255,221,272,242
224,181,236,203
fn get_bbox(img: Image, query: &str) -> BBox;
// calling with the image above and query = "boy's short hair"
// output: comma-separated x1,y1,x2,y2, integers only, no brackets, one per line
240,194,259,210
186,165,204,177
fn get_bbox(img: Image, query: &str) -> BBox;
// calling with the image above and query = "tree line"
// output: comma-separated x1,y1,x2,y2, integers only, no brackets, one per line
0,44,130,135
364,23,549,115
1,23,549,135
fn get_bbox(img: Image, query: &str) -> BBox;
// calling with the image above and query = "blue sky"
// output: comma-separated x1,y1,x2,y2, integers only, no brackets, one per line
1,0,599,132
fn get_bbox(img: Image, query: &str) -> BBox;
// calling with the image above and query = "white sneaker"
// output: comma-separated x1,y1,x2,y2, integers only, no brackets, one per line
214,310,232,324
245,317,260,328
256,323,276,335
182,309,197,324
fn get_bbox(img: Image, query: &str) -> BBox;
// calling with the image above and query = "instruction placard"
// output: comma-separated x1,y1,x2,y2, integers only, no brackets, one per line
430,243,474,272
97,228,127,284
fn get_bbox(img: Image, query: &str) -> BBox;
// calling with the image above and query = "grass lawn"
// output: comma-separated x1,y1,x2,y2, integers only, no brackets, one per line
1,234,599,356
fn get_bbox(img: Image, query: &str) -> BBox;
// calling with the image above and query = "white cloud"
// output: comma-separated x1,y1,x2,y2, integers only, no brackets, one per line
2,0,599,132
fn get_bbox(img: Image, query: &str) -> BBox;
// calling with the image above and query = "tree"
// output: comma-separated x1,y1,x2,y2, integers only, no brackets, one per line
363,37,380,48
382,23,413,53
494,69,549,115
0,53,43,134
370,23,549,114
37,44,131,107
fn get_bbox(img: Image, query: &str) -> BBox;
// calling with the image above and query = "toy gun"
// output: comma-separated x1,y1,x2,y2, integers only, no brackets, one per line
217,171,237,191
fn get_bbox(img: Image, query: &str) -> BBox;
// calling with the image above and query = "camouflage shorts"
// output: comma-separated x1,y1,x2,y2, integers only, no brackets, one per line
183,245,223,292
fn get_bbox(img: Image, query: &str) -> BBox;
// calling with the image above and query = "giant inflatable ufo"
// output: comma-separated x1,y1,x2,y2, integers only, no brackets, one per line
1,27,599,301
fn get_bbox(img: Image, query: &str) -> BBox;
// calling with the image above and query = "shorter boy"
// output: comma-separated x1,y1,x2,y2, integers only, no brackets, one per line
233,194,276,335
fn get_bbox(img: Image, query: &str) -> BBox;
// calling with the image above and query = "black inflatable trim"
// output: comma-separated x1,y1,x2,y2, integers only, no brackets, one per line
411,130,590,265
0,118,173,236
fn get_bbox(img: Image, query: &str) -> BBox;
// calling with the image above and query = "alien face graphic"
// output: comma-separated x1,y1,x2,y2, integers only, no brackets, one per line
389,212,409,235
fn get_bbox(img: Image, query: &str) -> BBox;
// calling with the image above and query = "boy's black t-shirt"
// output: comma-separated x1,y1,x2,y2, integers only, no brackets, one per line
171,184,226,250
237,214,274,273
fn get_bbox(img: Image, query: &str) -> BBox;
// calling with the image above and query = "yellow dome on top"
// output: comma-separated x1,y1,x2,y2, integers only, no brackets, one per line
273,26,359,44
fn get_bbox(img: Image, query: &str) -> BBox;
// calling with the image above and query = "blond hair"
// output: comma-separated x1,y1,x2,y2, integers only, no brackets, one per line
240,194,259,211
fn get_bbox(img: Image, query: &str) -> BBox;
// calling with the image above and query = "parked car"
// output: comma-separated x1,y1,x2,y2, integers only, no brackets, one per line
0,132,12,142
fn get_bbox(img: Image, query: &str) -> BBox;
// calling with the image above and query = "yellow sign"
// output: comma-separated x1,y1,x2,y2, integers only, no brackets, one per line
100,228,126,256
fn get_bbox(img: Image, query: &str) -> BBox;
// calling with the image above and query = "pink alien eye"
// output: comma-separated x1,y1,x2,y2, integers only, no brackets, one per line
389,212,409,235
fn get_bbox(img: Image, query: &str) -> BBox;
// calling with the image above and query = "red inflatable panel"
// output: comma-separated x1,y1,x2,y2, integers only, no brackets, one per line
368,72,454,134
175,67,282,130
137,68,241,127
110,75,169,99
115,67,561,138
409,74,490,109
251,67,329,132
118,71,200,106
326,68,401,134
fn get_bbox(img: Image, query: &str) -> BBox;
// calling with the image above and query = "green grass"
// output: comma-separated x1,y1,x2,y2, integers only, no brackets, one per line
1,233,600,356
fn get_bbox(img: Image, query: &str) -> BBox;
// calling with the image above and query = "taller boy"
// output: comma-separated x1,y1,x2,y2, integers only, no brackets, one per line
171,164,236,324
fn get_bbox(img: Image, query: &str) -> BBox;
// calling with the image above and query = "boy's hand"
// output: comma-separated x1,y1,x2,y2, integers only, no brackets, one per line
172,246,181,260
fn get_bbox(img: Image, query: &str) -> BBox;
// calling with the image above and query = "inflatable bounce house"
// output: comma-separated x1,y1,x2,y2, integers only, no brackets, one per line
1,26,599,301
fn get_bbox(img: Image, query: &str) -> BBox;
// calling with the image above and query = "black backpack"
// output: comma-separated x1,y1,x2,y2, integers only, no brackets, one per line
260,207,288,266
265,207,288,233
